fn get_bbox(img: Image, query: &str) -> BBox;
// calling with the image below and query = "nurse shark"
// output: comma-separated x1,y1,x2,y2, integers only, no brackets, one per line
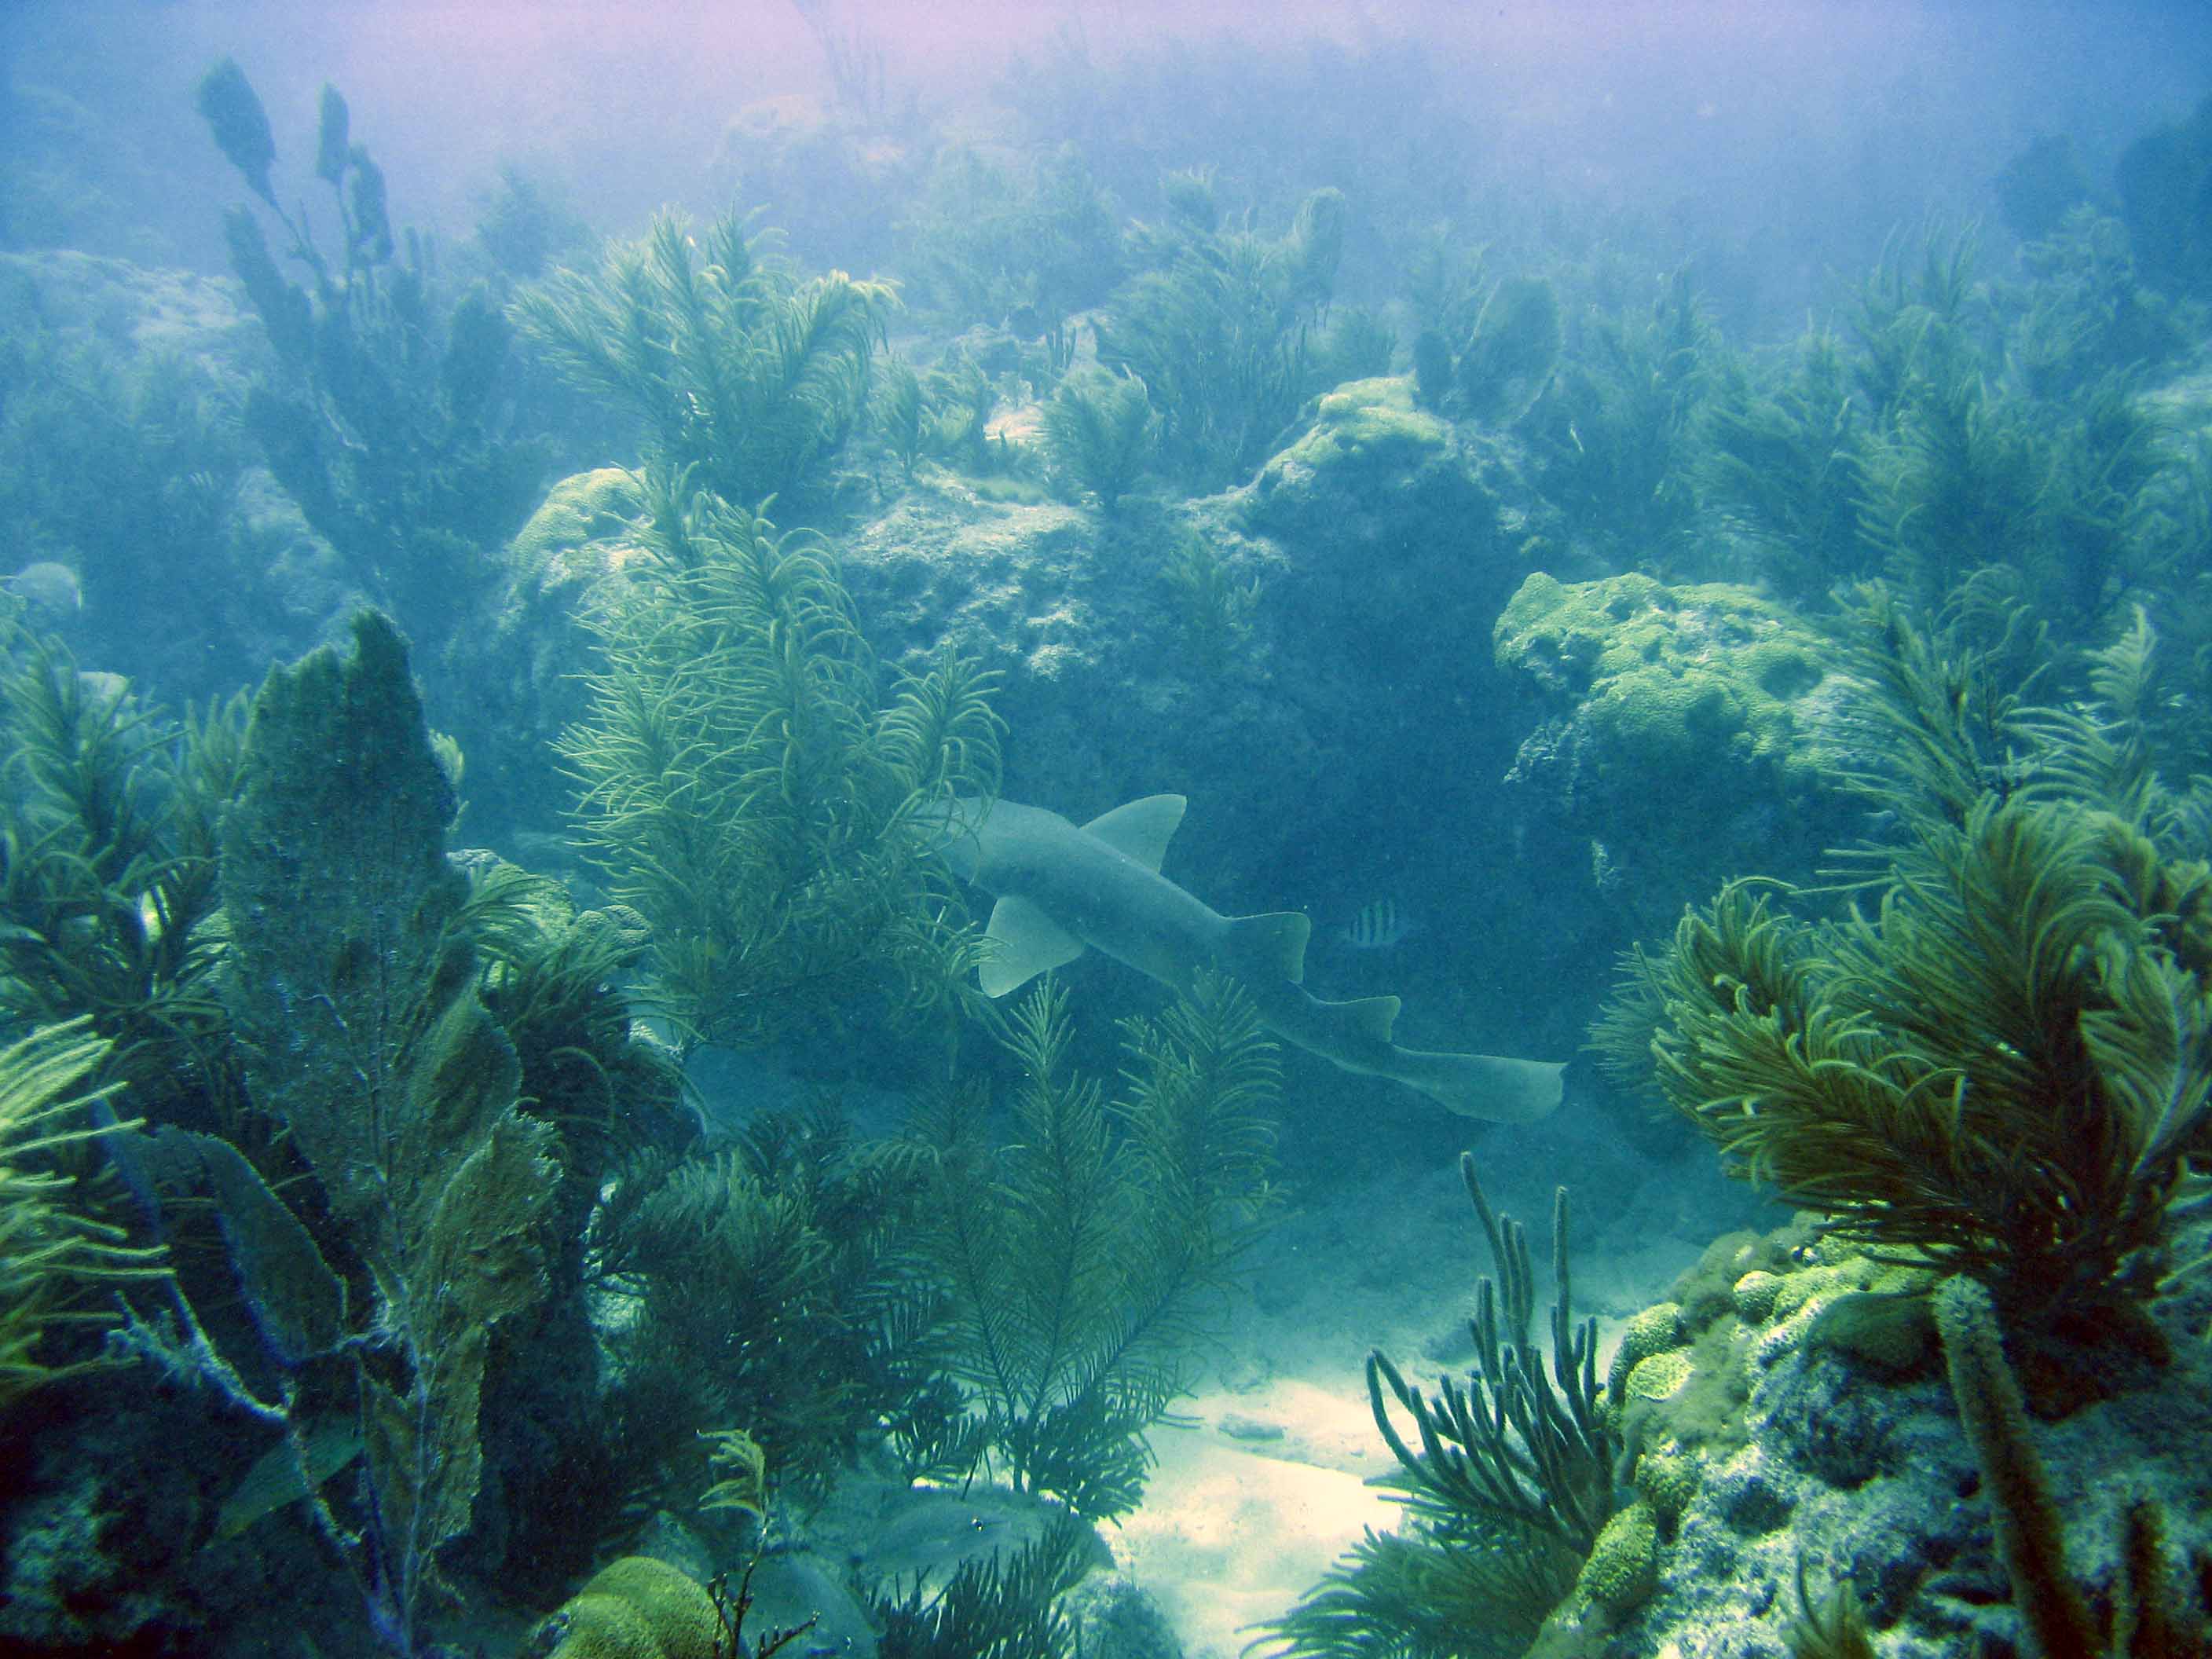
921,793,1563,1123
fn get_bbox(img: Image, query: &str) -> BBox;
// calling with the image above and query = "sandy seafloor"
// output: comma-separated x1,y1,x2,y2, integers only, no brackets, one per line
702,1045,1762,1657
1117,1099,1753,1659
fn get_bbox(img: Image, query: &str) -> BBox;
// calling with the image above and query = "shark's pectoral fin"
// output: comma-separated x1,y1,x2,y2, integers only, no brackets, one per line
1401,1053,1566,1123
1340,994,1401,1044
1082,794,1187,873
1223,910,1313,984
980,896,1085,998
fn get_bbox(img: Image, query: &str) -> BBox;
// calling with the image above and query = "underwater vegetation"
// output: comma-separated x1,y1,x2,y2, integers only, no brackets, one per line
13,28,2212,1659
0,610,687,1650
195,59,549,628
1412,273,1563,428
513,209,894,516
557,471,1002,1052
908,972,1281,1520
1595,595,2212,1357
869,1508,1101,1659
0,1020,168,1411
589,1104,950,1506
1522,268,1714,562
893,141,1124,331
1096,178,1391,490
212,610,566,1644
0,629,247,1110
1253,1156,1610,1659
1041,366,1156,514
1697,325,1876,603
1159,525,1261,667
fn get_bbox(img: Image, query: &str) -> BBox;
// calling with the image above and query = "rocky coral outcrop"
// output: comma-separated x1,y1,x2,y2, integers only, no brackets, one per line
1533,1221,2212,1658
1492,569,1862,939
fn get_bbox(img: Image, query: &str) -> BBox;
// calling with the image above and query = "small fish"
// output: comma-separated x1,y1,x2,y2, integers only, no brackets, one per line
1339,898,1419,950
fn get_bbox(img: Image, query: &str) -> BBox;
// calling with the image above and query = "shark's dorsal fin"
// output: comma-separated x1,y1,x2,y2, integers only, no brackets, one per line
1082,794,1187,873
1223,911,1313,986
980,896,1085,998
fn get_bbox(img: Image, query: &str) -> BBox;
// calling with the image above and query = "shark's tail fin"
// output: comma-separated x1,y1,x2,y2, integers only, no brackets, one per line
1394,1049,1565,1122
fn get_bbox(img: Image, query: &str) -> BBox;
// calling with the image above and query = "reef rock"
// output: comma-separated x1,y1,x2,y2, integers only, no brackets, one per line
1544,1223,2212,1658
1492,569,1861,937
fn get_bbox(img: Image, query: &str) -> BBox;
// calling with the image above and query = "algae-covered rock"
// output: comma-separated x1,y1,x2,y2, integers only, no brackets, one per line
1493,569,1859,931
1495,570,1845,790
1573,1210,2212,1658
1244,375,1492,540
1633,1444,1705,1527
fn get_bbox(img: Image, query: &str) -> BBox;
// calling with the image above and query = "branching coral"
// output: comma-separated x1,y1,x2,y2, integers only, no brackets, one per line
558,474,1001,1051
196,60,544,617
0,1019,168,1412
1251,1155,1606,1659
908,972,1280,1520
512,209,893,511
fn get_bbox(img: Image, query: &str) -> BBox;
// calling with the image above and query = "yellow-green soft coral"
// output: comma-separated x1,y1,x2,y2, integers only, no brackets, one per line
0,1020,169,1411
1621,1350,1695,1403
1493,571,1847,790
1731,1269,1783,1323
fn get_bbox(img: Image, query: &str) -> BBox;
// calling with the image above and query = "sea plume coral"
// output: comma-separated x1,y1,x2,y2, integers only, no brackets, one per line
1596,599,2212,1349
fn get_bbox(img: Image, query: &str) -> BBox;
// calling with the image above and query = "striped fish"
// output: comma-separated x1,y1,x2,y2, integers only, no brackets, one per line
1339,899,1419,950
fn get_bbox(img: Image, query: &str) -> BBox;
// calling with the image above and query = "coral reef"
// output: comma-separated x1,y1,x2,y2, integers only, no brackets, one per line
1521,1215,2212,1657
1595,602,2212,1352
196,60,550,639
